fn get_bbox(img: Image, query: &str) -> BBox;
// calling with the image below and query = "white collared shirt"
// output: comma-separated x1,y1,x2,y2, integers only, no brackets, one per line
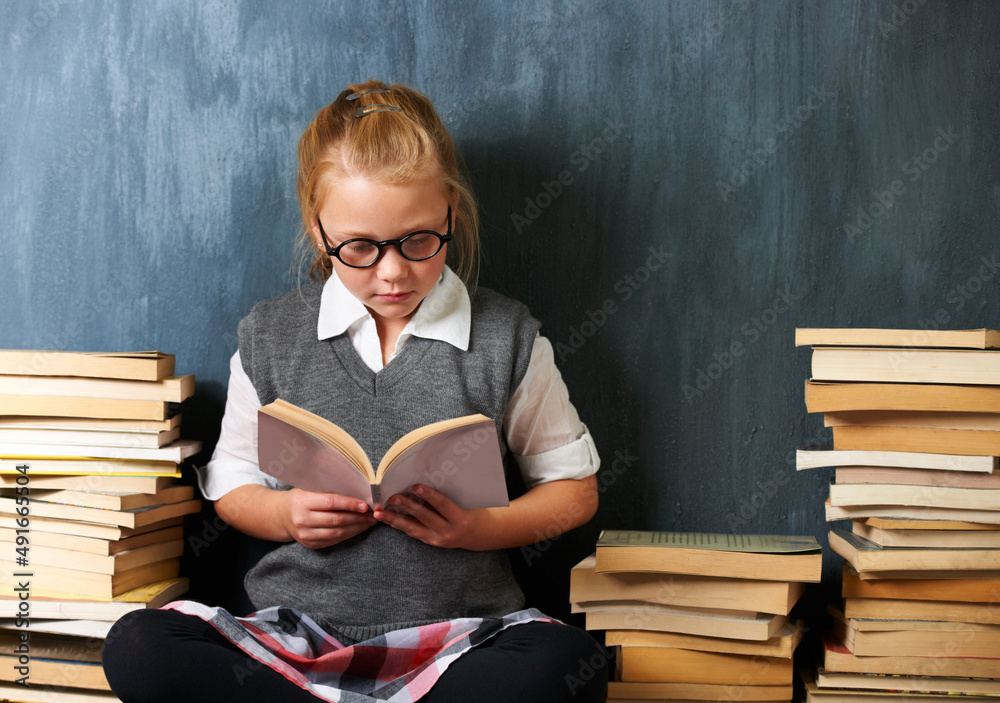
197,266,600,500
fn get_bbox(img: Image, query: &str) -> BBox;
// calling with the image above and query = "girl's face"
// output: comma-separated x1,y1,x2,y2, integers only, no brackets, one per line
312,175,453,335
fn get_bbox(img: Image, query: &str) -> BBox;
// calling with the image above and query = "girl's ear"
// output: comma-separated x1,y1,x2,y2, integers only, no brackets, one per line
308,216,326,253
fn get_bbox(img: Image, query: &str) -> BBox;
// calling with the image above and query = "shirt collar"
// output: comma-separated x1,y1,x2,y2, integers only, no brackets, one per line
316,265,471,351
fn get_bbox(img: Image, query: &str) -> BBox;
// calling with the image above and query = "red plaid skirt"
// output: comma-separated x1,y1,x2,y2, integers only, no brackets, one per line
164,600,553,702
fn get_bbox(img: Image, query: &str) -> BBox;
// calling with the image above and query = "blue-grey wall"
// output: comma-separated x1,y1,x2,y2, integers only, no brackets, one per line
2,0,998,619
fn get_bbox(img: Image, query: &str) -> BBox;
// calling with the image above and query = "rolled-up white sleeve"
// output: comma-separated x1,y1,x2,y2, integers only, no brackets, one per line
194,351,285,501
503,335,600,487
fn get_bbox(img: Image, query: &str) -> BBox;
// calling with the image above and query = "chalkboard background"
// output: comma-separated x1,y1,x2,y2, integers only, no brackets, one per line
2,1,998,624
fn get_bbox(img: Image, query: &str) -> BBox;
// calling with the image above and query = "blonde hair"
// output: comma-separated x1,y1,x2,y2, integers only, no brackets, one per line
295,80,480,285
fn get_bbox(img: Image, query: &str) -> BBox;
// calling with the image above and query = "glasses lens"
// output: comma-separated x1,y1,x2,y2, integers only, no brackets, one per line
339,240,380,267
400,233,442,261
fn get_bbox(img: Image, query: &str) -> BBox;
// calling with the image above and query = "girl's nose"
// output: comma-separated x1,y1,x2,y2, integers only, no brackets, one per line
375,246,409,280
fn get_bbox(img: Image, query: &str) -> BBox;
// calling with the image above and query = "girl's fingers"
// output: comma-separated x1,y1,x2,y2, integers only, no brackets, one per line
313,492,372,513
409,484,459,518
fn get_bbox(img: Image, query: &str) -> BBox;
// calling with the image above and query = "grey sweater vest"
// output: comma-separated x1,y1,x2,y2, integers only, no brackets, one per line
238,280,540,643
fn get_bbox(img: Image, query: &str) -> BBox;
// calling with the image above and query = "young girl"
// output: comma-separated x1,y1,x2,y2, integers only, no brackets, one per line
102,80,604,703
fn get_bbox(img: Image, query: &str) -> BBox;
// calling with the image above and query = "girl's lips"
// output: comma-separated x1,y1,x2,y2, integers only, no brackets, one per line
375,292,413,302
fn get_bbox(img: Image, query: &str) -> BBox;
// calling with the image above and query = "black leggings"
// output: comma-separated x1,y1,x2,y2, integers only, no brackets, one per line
102,609,608,702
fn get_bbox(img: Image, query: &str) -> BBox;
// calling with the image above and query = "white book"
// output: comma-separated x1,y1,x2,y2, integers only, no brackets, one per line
0,438,201,462
797,449,997,473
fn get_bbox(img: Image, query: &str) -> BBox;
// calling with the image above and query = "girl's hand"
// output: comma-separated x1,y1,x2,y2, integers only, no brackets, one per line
373,484,484,550
282,488,377,549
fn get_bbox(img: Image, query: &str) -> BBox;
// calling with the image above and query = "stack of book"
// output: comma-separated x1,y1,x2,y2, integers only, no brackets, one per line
0,578,191,702
570,529,822,703
0,349,201,701
795,328,1000,701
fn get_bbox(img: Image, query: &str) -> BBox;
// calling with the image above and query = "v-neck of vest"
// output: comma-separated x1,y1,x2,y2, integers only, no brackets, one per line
328,334,434,396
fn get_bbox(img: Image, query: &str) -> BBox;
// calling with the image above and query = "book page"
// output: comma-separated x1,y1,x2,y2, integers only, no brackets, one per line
377,421,509,509
257,412,374,501
597,530,821,554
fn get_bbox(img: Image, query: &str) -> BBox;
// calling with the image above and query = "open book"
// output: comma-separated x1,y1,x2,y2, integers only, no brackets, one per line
257,399,509,509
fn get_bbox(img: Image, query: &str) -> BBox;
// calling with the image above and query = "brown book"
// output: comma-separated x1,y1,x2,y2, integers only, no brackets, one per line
816,669,1000,697
862,515,1000,530
852,519,1000,548
608,680,792,701
594,530,822,582
13,539,184,575
829,481,1000,511
0,681,122,702
843,597,1000,624
822,631,999,678
0,350,174,381
836,612,1000,632
0,415,181,432
803,666,996,703
0,631,102,662
18,484,194,511
0,496,200,528
570,554,805,615
836,465,1000,489
825,410,1000,431
12,515,183,541
617,646,793,684
0,577,189,620
811,347,1000,385
829,529,1000,575
0,524,183,556
795,328,1000,349
833,425,1000,456
582,603,787,641
825,499,1000,525
0,373,194,403
0,394,174,421
0,655,110,691
0,558,179,598
833,614,1000,657
842,563,1000,602
806,380,1000,413
605,619,804,658
0,473,176,493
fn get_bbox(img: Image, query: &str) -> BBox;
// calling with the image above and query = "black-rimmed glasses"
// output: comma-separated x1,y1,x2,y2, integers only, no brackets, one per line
317,206,453,268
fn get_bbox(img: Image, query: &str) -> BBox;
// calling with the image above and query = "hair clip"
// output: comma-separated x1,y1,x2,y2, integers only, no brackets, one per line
346,88,392,101
354,103,401,118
